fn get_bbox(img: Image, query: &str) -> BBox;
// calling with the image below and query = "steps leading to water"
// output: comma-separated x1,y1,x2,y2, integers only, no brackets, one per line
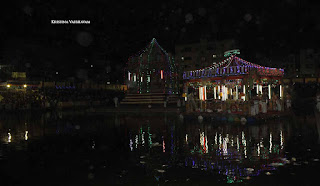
121,93,180,105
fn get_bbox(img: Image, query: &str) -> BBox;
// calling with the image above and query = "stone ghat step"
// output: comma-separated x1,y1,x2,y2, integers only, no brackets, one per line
122,99,165,102
122,97,178,101
124,95,179,98
125,94,179,96
121,100,178,104
123,95,178,99
126,94,179,97
126,93,165,96
167,96,179,98
124,95,165,98
120,101,165,104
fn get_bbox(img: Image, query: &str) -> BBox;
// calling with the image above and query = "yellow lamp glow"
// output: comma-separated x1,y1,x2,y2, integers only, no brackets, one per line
23,84,27,88
25,131,28,141
7,84,10,88
8,132,11,143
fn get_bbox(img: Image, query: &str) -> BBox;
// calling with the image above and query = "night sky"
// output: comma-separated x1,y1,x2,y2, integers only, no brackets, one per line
0,0,319,81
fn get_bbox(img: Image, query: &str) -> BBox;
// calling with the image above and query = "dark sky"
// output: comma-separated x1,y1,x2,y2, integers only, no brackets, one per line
0,0,319,79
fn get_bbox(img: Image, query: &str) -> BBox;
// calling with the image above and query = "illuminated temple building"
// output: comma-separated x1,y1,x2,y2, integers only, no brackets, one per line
183,55,285,101
126,38,178,94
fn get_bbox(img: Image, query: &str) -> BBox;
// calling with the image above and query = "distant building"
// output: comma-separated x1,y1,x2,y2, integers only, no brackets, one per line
281,54,297,78
262,55,297,78
299,48,320,77
11,72,27,80
175,39,238,71
0,64,14,81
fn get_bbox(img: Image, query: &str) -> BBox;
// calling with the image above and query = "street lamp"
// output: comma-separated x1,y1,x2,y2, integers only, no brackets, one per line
7,84,10,88
23,84,27,88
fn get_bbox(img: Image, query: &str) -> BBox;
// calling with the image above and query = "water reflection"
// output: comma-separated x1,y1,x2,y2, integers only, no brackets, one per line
129,139,133,151
126,116,292,182
269,132,272,153
280,130,284,149
242,131,247,158
162,136,165,153
0,112,319,184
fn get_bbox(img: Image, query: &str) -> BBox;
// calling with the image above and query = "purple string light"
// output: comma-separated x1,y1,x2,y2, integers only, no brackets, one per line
183,56,284,79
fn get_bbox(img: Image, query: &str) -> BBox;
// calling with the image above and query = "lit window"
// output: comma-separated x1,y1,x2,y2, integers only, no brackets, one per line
213,54,217,58
181,56,184,61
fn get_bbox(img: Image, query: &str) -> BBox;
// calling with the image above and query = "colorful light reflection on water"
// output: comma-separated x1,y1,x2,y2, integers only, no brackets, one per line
127,116,290,183
0,112,319,185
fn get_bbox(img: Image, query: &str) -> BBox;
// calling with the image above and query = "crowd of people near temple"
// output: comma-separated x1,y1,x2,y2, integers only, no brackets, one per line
187,84,302,116
249,91,291,116
186,83,320,116
0,89,125,111
0,83,319,114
